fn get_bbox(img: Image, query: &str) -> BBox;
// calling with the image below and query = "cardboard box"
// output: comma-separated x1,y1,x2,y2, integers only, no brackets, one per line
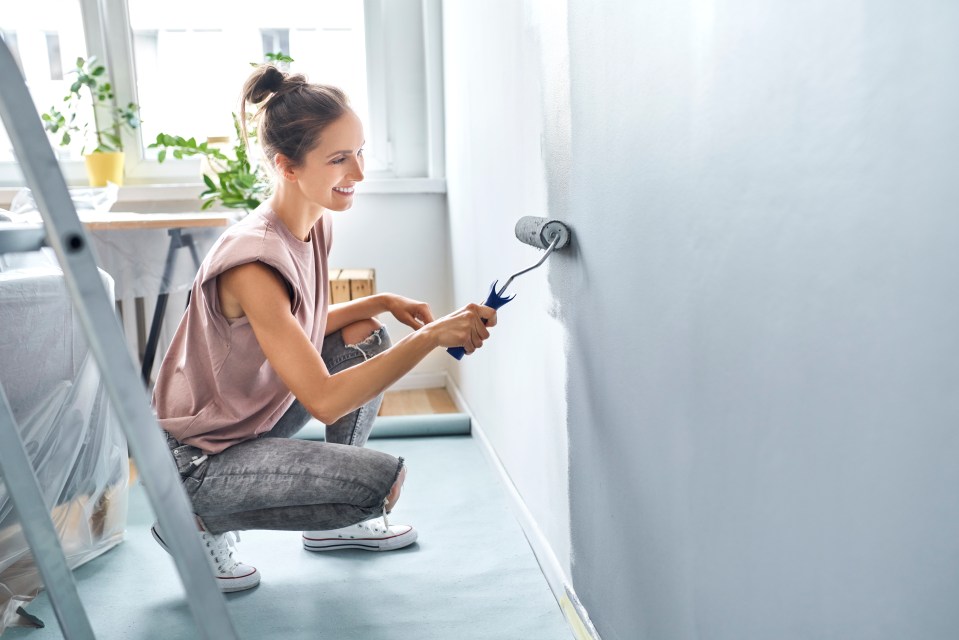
328,269,352,303
329,268,375,302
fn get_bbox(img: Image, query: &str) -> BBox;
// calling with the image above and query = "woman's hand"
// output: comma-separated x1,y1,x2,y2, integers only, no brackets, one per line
384,294,435,330
426,304,497,355
382,295,498,354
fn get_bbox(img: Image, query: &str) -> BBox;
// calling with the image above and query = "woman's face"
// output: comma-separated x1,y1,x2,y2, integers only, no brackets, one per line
287,109,365,211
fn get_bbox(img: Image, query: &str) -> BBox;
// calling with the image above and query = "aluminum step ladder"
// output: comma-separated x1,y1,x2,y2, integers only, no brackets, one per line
0,39,238,639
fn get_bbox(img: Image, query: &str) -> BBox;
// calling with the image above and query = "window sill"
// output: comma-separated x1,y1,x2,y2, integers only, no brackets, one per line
0,177,447,208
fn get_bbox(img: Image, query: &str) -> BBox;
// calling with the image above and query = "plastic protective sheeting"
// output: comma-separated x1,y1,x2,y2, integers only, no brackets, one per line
0,266,129,633
9,184,119,217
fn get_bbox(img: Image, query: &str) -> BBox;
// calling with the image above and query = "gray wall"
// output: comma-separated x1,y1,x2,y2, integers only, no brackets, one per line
448,0,959,638
564,0,959,638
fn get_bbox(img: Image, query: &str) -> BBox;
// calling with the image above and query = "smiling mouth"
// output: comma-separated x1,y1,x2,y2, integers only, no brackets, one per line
333,186,355,195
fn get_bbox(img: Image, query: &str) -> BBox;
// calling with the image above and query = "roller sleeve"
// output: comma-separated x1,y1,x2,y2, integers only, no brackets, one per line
514,216,571,250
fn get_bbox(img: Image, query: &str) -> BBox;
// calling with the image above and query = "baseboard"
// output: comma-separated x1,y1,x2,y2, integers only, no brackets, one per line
444,374,601,640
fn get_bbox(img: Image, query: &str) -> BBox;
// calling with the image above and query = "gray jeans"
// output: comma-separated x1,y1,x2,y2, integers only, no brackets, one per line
165,326,402,535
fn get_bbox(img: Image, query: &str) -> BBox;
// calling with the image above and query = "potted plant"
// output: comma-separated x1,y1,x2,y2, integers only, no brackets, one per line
149,114,271,212
42,56,141,187
146,52,293,213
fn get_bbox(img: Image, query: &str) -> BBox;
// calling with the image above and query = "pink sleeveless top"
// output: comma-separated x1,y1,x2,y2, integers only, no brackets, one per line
153,205,331,454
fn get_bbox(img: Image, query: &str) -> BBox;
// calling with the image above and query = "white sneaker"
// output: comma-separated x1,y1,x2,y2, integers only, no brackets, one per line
303,511,418,552
151,522,260,593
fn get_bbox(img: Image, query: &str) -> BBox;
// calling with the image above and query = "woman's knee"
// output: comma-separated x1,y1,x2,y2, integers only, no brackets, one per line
341,318,383,346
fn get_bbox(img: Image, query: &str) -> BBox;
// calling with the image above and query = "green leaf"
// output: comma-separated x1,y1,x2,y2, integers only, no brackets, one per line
157,149,167,163
62,132,71,145
203,174,217,190
173,150,183,159
265,52,294,63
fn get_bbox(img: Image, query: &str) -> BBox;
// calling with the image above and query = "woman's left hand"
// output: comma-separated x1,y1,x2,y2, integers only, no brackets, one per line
384,294,435,330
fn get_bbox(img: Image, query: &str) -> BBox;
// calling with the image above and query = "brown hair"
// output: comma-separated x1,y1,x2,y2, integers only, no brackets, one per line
240,64,350,169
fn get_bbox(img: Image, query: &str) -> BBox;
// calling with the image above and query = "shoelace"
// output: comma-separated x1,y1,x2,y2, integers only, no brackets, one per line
350,500,392,535
203,530,241,573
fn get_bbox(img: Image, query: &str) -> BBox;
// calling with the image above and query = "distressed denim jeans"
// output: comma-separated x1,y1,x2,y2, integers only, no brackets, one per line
165,325,401,535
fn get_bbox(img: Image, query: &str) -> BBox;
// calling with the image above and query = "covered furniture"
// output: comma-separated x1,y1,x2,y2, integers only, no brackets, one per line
0,263,128,633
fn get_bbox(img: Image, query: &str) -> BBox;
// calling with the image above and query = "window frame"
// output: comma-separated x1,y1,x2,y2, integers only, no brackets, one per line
0,0,445,192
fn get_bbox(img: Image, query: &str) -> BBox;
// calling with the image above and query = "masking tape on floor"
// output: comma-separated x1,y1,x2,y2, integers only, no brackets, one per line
293,413,471,441
560,592,595,640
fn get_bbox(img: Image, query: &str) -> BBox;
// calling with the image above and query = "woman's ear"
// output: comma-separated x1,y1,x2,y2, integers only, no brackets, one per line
274,154,297,181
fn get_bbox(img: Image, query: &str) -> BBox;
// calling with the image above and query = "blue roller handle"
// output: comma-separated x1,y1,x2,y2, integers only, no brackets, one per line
447,281,515,360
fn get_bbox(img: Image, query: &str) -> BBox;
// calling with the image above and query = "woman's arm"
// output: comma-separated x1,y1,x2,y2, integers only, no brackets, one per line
220,262,494,424
326,294,390,334
327,293,435,334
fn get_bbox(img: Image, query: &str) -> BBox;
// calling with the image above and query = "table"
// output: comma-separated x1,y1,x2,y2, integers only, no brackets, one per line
78,211,232,232
79,212,233,383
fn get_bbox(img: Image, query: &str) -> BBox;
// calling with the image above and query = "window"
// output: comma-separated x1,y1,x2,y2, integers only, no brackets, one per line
44,33,65,81
0,0,441,189
0,1,91,172
126,0,374,170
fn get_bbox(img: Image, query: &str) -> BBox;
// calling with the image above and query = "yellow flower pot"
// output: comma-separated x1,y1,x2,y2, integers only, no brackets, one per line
84,151,125,187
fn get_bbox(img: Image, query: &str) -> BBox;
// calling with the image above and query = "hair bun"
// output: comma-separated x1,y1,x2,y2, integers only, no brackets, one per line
238,65,351,172
244,64,304,105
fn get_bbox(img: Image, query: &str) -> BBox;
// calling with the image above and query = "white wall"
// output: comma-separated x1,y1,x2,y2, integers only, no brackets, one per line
328,192,451,378
443,0,572,578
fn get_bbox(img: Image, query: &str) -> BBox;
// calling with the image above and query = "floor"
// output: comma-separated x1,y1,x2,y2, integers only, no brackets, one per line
6,429,571,638
378,388,459,416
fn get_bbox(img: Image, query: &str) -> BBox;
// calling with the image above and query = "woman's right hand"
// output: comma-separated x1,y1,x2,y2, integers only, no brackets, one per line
426,304,497,355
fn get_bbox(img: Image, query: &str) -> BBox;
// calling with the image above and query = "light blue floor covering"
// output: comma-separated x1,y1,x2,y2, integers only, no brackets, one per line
6,436,570,639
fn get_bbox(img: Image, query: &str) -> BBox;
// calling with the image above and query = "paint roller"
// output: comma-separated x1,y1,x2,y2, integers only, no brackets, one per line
447,216,572,360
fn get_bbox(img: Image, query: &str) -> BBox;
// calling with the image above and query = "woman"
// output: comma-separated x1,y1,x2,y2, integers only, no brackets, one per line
151,65,496,592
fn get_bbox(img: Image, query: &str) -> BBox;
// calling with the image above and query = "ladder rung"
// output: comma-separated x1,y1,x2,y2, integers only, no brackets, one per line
0,224,45,253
